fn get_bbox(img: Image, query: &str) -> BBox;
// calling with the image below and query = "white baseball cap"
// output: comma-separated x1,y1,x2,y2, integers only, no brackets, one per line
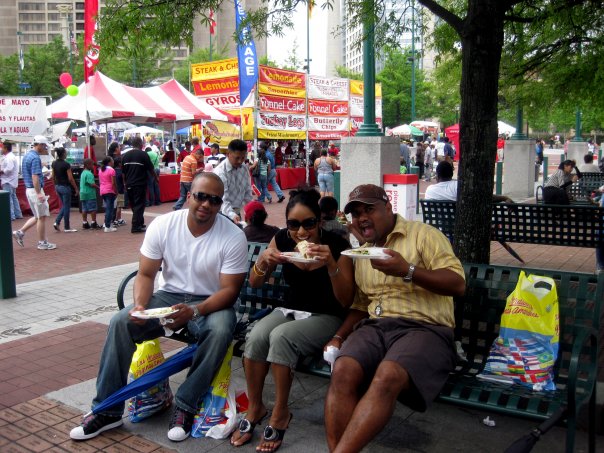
33,135,50,146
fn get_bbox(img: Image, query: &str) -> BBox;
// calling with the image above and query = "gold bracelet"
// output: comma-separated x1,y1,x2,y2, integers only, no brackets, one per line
253,263,267,277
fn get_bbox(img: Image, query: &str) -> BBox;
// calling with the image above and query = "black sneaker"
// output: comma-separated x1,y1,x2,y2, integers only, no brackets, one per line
167,407,194,442
83,222,91,230
91,222,102,229
69,413,123,440
278,196,286,203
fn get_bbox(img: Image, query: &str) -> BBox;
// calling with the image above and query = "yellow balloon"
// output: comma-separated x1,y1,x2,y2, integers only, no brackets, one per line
66,85,79,96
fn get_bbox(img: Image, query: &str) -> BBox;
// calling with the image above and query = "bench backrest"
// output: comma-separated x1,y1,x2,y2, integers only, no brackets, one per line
457,264,602,390
421,199,604,247
238,242,287,317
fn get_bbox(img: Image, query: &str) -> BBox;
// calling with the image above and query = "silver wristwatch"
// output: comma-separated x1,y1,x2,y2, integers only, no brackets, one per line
191,305,200,319
403,264,416,282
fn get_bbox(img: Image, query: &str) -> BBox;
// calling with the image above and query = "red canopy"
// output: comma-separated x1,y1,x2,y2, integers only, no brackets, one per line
444,123,460,162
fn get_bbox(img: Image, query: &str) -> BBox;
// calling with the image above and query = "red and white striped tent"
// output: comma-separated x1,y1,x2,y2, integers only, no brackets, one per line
48,71,237,124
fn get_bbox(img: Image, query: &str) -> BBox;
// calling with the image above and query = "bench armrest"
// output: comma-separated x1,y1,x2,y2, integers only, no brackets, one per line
567,326,598,413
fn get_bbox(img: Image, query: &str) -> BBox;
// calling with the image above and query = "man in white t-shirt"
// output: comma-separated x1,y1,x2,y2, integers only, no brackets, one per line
425,161,513,203
71,172,249,443
425,161,458,201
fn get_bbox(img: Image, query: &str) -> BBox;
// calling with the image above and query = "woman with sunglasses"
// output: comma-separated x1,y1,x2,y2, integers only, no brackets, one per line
230,187,354,453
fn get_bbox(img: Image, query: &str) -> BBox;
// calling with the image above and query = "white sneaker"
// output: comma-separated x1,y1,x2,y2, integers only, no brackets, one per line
64,229,78,233
37,241,57,250
104,226,117,233
13,230,24,247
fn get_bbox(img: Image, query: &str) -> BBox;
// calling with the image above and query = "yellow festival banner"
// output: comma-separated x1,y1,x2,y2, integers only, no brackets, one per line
349,80,382,97
258,129,307,140
225,107,254,140
191,120,241,148
191,58,238,82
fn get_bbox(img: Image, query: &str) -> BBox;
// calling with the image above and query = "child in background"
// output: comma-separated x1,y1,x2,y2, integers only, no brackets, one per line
99,156,118,233
318,196,349,240
80,158,101,229
112,152,127,226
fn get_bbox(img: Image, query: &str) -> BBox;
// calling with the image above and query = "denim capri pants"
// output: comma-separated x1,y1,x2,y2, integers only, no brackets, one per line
318,173,335,193
244,309,342,369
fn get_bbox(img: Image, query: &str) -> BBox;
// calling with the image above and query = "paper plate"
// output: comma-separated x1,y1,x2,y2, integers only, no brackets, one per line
131,307,179,319
280,252,321,264
341,247,390,260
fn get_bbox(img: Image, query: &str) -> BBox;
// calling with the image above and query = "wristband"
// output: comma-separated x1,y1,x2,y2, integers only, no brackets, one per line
328,267,340,277
253,262,267,277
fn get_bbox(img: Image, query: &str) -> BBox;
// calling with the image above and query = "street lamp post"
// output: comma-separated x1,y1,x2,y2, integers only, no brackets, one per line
410,0,416,122
356,2,382,137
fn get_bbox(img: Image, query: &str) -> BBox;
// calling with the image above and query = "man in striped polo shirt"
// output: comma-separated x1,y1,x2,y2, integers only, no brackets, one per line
173,144,203,210
324,184,466,452
13,136,56,250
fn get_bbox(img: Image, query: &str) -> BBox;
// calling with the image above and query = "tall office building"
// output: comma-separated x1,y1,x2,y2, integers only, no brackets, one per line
324,0,436,77
1,1,266,66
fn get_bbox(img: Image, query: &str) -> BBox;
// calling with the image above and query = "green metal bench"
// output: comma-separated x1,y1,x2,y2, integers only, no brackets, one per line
420,199,604,249
443,263,600,453
535,172,603,204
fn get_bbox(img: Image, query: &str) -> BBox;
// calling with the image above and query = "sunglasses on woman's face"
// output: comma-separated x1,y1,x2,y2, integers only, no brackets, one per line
286,217,318,230
191,192,223,206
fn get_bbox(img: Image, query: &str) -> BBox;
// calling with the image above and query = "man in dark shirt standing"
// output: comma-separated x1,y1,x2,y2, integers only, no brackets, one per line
122,136,156,233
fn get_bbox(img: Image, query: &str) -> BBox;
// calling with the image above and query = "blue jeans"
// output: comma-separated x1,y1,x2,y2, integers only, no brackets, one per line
102,193,116,228
268,169,284,199
318,172,335,193
173,182,191,210
55,184,72,228
147,169,161,205
93,290,237,415
257,175,271,202
2,183,22,221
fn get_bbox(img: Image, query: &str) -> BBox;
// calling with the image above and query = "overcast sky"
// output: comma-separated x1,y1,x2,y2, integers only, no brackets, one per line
266,5,328,76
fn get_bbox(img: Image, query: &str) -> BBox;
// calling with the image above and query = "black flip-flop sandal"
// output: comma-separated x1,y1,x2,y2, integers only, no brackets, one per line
257,414,293,453
231,411,268,447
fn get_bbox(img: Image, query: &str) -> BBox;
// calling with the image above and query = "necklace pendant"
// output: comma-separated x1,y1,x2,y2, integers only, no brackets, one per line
375,305,382,317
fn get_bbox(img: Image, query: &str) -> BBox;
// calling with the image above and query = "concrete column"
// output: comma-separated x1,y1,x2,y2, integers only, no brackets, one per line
339,136,400,203
502,139,534,199
566,141,586,165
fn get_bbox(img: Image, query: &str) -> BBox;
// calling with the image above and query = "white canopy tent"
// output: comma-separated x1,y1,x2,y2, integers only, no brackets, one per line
498,121,517,135
123,125,165,136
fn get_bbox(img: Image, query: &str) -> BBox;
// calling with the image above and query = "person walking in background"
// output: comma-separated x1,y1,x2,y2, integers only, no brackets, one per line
122,136,156,233
145,145,161,206
80,158,102,230
12,136,57,250
214,139,253,224
162,140,176,165
314,149,337,198
0,141,23,221
535,138,544,167
108,142,127,227
177,141,191,167
173,144,203,210
250,148,271,203
261,141,286,203
99,156,118,233
414,142,425,179
51,147,79,232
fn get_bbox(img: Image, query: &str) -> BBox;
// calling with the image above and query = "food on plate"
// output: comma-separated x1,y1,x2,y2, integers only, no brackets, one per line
348,249,371,255
295,240,311,259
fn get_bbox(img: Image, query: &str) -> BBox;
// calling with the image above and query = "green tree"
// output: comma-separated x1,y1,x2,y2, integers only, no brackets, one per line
173,44,230,89
97,0,604,263
334,65,363,81
377,48,431,127
0,38,70,98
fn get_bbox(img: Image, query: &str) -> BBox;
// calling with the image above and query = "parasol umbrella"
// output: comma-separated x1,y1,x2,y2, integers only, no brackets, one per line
504,407,567,453
390,124,423,137
86,344,198,417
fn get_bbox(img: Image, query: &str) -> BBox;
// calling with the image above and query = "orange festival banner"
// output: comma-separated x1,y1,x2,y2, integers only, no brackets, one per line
258,65,306,98
259,94,306,114
308,99,349,117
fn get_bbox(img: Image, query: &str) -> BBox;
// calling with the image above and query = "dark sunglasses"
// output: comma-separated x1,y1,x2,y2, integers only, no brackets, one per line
286,217,319,230
191,192,223,206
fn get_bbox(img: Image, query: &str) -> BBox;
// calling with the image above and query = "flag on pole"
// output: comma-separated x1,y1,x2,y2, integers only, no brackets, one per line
234,0,258,107
84,0,100,82
308,0,315,18
70,29,78,55
209,10,216,36
19,46,24,71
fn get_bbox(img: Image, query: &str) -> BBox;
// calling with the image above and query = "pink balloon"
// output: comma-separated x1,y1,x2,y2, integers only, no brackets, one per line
59,72,73,88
